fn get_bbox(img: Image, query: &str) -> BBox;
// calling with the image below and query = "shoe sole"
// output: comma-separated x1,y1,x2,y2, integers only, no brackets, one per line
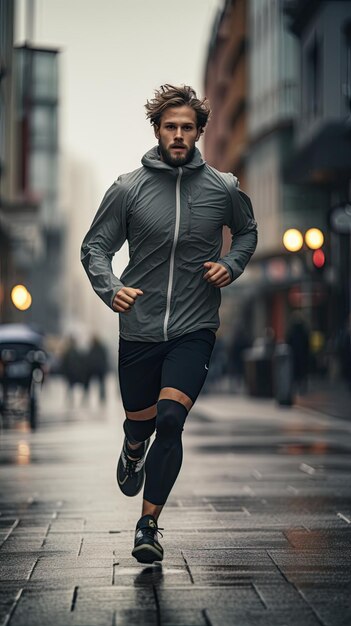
132,543,164,564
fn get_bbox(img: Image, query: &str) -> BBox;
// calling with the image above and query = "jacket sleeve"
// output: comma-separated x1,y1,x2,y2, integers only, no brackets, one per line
81,178,128,309
218,177,258,283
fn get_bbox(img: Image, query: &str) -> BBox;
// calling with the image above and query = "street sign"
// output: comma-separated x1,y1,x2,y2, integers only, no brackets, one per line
329,204,351,234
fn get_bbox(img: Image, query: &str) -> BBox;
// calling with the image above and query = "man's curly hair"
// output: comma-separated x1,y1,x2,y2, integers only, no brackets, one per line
145,84,211,134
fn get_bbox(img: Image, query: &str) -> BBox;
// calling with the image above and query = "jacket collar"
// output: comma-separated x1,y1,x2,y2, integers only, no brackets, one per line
141,145,205,176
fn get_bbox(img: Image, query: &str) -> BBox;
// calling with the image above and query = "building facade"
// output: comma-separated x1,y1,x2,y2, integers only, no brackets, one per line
15,43,65,333
0,0,64,333
0,0,17,322
284,0,351,334
204,0,345,360
203,0,254,338
204,0,248,186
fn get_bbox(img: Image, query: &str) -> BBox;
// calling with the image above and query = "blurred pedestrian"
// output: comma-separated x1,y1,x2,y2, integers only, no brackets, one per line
60,337,85,404
228,323,251,391
85,335,109,403
286,312,310,394
81,84,257,564
337,315,351,390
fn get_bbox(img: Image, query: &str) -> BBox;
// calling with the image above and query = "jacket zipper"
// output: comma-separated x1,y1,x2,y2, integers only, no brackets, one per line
163,167,182,341
187,194,192,235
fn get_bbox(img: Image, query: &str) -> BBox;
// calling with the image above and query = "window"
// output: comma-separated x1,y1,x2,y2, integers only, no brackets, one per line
30,105,57,151
344,21,351,113
307,35,322,118
32,51,58,101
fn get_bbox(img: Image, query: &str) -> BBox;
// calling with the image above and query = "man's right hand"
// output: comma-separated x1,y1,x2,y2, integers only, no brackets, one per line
112,287,144,313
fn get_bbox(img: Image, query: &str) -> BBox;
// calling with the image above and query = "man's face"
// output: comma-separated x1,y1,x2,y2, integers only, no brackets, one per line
155,106,201,167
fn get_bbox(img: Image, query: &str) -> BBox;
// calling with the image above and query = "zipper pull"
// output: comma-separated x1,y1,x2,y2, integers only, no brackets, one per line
187,195,192,210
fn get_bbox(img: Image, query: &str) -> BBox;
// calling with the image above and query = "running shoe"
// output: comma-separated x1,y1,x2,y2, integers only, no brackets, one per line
132,514,164,563
116,437,150,497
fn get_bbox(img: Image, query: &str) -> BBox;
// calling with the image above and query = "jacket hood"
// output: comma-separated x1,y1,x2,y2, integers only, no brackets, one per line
141,145,206,175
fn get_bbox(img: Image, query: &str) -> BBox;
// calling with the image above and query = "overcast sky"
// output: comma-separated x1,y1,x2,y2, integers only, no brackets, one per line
16,0,222,193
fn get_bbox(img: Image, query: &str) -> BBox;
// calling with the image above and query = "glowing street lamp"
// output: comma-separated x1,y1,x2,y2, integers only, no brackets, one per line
305,228,324,250
11,285,32,311
283,229,303,252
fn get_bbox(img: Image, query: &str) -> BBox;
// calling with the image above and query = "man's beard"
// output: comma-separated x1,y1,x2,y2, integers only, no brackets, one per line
158,140,196,167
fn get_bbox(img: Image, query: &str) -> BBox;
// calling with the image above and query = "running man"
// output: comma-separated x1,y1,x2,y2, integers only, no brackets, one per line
81,84,257,564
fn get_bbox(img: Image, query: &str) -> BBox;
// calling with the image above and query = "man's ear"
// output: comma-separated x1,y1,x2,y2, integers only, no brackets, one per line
154,125,160,140
195,128,202,142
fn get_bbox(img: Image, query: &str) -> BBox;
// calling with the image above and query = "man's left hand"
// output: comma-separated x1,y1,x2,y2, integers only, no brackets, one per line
203,262,231,288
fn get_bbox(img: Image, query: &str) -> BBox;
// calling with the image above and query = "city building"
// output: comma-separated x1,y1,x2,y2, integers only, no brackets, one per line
284,0,351,336
0,0,21,323
203,0,253,338
204,0,248,187
204,0,340,356
0,0,64,333
14,42,64,333
244,0,305,343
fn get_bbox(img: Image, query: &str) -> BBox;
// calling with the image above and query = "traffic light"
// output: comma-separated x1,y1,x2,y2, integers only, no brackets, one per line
312,248,326,271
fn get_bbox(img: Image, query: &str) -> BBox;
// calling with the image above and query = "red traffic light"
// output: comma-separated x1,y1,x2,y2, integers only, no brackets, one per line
312,249,325,268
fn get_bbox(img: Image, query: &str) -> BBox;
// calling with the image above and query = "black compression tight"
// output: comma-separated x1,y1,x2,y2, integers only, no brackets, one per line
123,399,188,505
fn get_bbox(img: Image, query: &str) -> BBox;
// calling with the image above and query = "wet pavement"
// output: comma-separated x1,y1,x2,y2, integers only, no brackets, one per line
295,377,351,422
0,377,350,626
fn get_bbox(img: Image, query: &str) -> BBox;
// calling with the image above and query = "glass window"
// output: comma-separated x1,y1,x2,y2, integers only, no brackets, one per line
307,35,322,118
29,150,57,196
30,105,57,150
344,21,351,113
32,51,58,100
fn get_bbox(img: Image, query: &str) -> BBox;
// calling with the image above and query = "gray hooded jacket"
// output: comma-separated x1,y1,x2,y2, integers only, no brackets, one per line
81,146,257,342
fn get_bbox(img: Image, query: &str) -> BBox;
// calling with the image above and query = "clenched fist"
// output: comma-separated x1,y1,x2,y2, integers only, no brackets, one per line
112,287,143,313
203,262,231,288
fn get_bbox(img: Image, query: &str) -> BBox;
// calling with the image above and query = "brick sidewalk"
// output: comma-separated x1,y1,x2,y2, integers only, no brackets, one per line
0,378,350,625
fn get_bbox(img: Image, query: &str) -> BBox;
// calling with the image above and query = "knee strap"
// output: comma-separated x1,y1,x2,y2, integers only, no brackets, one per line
156,399,188,440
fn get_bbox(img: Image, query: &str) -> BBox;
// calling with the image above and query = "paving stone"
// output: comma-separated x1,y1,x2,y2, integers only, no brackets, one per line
268,548,351,584
69,585,155,624
206,608,322,625
40,533,82,553
254,582,321,609
0,555,37,581
0,537,44,553
36,555,115,568
183,548,279,571
6,589,73,626
113,564,190,586
0,588,23,625
49,518,86,532
298,585,351,626
159,608,206,625
30,566,113,585
284,528,351,549
157,585,264,611
71,608,158,626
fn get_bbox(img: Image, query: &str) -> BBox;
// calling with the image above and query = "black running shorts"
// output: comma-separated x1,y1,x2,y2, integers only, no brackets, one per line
118,328,216,412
